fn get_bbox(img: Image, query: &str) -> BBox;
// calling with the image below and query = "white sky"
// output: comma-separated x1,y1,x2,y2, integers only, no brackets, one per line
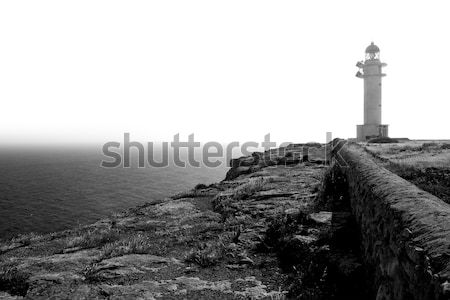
1,1,449,146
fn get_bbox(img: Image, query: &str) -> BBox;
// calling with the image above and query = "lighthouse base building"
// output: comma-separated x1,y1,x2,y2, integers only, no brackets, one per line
356,124,389,142
355,42,389,142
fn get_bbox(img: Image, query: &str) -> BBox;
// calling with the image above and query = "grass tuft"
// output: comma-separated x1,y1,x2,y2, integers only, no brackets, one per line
232,177,268,200
185,239,226,267
100,234,155,259
65,228,121,250
11,232,45,246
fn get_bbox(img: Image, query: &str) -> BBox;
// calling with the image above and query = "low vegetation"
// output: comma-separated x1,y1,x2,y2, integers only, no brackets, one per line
81,263,102,283
367,137,399,144
232,177,268,200
365,142,450,204
257,211,336,299
185,239,227,267
171,184,219,199
100,233,156,259
0,265,29,296
64,228,121,250
10,232,45,246
386,162,450,204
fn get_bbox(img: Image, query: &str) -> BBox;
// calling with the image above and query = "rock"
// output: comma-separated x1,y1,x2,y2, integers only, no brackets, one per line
0,242,23,254
15,249,100,272
307,159,326,165
0,291,23,300
252,190,297,200
276,157,300,166
249,165,262,173
226,243,238,251
284,208,300,216
184,266,198,274
442,281,450,295
225,166,251,181
234,276,286,299
172,276,232,292
305,142,322,148
240,156,257,167
226,264,245,270
259,158,278,167
89,254,183,280
292,235,318,245
309,211,332,225
405,245,424,263
154,200,197,216
62,247,83,254
230,156,257,168
102,254,182,266
29,272,82,284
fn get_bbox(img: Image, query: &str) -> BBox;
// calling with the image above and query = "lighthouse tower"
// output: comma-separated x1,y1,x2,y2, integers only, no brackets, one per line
356,42,388,141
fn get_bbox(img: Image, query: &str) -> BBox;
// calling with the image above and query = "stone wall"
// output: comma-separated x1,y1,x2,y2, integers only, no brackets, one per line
332,143,450,300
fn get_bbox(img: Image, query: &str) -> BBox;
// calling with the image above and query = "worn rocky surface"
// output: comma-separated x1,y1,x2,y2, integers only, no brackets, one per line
1,145,353,299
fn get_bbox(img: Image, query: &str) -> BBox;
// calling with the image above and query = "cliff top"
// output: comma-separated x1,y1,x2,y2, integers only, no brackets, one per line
0,146,335,299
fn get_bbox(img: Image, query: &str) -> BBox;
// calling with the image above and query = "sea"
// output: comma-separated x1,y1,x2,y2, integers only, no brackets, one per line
0,146,228,240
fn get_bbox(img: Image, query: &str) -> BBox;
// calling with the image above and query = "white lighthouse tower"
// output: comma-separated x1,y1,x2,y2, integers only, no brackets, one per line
356,42,388,142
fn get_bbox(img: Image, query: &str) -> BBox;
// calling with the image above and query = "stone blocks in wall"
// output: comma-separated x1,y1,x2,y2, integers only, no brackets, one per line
332,144,450,300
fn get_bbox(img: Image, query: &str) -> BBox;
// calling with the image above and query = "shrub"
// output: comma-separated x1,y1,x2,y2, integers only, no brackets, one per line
212,196,236,222
185,240,226,267
422,142,439,150
423,142,437,147
0,266,29,296
398,145,423,152
258,212,307,252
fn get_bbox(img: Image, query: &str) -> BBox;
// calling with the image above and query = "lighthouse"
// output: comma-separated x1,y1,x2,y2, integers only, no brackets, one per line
356,42,388,142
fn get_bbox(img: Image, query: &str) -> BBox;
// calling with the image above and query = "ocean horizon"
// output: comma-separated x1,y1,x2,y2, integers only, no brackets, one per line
0,145,228,240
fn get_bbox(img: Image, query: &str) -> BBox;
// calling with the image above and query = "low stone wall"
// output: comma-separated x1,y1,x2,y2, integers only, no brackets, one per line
332,144,450,300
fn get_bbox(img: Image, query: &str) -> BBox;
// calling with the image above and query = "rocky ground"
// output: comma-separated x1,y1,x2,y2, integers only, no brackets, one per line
0,145,367,299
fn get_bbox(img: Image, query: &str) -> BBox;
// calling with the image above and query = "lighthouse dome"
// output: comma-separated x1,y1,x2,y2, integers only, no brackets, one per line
365,42,380,53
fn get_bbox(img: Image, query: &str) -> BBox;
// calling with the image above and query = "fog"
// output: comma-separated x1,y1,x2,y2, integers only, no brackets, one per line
1,1,449,146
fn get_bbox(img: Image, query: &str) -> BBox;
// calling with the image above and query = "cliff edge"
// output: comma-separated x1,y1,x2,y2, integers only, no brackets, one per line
0,145,341,299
